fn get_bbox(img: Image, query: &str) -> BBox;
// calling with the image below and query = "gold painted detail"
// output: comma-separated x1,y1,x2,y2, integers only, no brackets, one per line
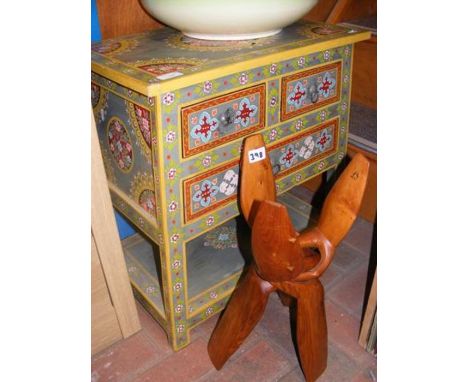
132,57,207,76
166,33,279,52
91,38,139,57
126,100,152,161
130,171,157,218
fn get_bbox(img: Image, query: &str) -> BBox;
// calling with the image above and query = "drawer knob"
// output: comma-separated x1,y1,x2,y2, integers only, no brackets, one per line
308,81,319,104
220,107,236,128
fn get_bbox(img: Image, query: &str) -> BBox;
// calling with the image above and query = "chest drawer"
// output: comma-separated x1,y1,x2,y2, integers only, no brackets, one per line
281,61,341,121
181,84,266,158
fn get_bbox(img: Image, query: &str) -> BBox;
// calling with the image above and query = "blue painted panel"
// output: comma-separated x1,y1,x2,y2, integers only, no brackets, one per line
92,0,136,239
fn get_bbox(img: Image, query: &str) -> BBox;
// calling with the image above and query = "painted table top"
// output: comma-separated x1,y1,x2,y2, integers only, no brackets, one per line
91,21,370,95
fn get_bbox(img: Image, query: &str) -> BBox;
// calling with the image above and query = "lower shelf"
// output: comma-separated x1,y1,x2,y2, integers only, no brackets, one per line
122,189,315,340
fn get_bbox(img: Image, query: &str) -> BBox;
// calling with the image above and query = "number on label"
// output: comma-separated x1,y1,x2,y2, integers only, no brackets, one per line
248,147,266,163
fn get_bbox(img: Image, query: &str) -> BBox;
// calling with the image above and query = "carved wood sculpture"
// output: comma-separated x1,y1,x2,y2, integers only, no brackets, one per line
208,134,369,381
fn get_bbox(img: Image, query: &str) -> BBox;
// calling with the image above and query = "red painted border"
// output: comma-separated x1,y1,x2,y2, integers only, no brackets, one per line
280,62,342,122
271,118,339,179
183,160,239,223
181,84,266,158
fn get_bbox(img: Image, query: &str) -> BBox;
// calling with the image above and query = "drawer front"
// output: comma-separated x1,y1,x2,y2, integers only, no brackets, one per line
181,84,266,158
184,160,239,223
280,61,342,121
269,118,339,178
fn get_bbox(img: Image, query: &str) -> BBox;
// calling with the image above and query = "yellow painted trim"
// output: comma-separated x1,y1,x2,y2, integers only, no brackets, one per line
131,283,167,328
92,62,150,96
154,32,371,95
188,287,237,318
126,252,166,319
155,99,181,349
108,183,159,237
92,31,371,97
188,271,242,303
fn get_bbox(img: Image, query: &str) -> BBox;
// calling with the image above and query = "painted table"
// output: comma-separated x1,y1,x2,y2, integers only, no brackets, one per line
91,21,370,351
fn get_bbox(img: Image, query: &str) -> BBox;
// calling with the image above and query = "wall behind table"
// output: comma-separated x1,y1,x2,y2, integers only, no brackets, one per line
92,0,137,239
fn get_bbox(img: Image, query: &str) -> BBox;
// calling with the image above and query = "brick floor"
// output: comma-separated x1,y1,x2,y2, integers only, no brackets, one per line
92,187,377,382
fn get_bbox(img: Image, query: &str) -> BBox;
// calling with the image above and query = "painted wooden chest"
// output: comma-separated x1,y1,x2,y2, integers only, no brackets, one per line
91,21,370,350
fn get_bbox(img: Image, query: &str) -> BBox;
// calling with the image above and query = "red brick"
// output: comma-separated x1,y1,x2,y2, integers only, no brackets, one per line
328,263,369,319
325,300,375,366
91,331,162,382
133,338,214,382
136,302,173,355
316,343,360,382
211,340,293,382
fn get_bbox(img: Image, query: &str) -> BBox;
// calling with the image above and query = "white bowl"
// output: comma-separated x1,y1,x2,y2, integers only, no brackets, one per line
141,0,318,40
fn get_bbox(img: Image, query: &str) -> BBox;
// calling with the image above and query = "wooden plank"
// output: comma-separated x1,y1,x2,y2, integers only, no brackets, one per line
91,234,122,355
351,38,377,109
347,144,376,222
91,110,141,338
326,0,353,23
359,271,377,348
96,0,163,39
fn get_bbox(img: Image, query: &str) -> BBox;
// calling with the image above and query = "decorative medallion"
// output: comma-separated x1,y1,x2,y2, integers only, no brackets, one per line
166,33,279,52
130,172,157,217
203,226,238,250
91,38,139,56
107,117,134,173
126,101,152,160
133,57,205,76
296,23,347,39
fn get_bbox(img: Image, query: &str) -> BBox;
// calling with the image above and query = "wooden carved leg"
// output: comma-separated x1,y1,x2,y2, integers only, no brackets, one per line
276,279,327,382
208,266,276,369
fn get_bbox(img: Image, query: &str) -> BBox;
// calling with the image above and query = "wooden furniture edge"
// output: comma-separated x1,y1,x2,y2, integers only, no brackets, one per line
91,110,141,338
358,271,377,348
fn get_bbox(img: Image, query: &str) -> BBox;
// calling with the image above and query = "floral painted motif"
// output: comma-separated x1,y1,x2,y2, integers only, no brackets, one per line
298,57,306,67
202,156,212,168
204,226,238,250
238,72,249,85
166,131,176,143
219,170,238,196
279,145,298,168
270,96,278,107
190,111,219,143
168,168,177,180
163,92,175,105
203,81,213,94
168,201,178,212
295,119,304,130
193,180,219,208
269,129,278,141
138,189,156,216
318,72,336,98
316,130,332,152
133,104,152,147
234,98,258,128
171,234,180,243
298,136,315,159
270,64,278,74
287,81,307,109
107,118,133,172
206,216,215,226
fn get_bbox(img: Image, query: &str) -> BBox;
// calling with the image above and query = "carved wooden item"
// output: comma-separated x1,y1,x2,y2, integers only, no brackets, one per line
208,134,369,381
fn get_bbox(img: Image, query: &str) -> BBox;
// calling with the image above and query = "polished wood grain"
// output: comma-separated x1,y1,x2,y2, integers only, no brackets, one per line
251,201,304,282
207,266,275,369
239,134,276,226
208,134,369,381
274,279,327,381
